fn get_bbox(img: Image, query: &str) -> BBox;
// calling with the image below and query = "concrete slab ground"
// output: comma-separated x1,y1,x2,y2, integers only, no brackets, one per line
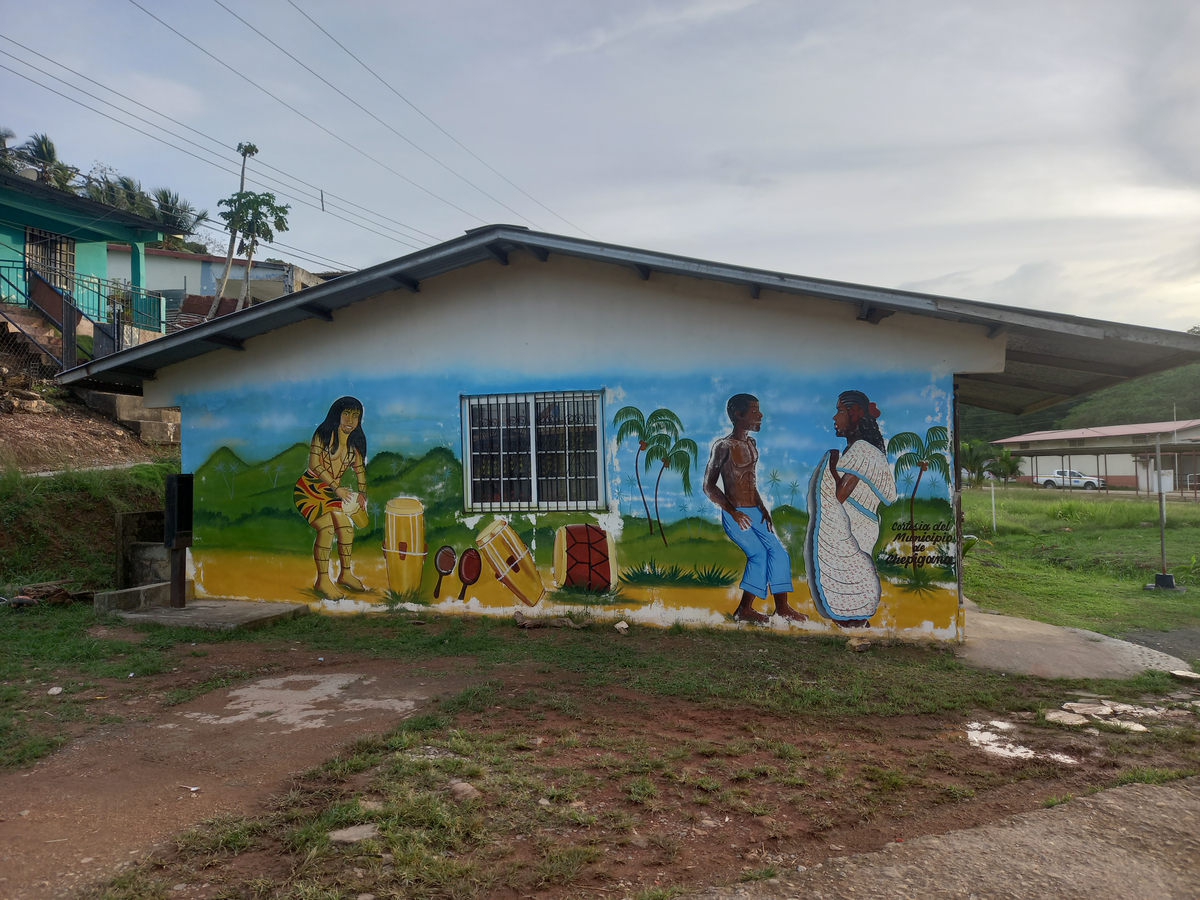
686,777,1200,900
957,601,1192,679
116,597,308,631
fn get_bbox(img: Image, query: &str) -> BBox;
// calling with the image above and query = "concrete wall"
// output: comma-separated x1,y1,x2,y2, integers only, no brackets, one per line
145,253,1008,641
108,245,293,300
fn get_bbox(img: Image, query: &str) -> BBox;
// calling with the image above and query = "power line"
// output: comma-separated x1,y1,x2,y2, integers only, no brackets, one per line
126,0,490,225
0,59,430,253
211,0,545,231
194,223,357,271
0,34,442,244
285,0,595,239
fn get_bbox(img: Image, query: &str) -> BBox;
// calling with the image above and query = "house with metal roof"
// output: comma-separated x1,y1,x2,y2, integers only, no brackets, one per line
56,225,1200,641
997,420,1200,493
0,170,176,373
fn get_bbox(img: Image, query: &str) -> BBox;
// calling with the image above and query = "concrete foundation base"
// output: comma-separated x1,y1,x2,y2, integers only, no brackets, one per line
115,597,309,631
94,580,195,614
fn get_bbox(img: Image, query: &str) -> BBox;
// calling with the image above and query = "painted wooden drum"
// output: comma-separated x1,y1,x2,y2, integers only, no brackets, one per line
475,517,545,606
553,523,618,591
383,497,426,594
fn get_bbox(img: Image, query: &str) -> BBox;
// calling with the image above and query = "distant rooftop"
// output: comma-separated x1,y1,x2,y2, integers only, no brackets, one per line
998,420,1200,444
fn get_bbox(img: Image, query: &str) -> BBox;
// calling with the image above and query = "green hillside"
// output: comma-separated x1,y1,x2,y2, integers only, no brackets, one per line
959,361,1200,442
194,444,464,554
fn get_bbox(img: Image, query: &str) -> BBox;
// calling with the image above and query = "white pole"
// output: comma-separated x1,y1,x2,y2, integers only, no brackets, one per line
991,481,997,532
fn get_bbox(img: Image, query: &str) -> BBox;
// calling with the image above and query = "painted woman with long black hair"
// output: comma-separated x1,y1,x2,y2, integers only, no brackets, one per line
294,396,368,598
804,390,897,627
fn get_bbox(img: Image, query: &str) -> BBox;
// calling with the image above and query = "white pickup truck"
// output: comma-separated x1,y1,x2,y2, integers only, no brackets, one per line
1041,469,1106,490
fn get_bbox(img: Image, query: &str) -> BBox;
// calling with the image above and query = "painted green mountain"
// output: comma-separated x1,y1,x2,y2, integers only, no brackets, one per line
194,444,463,553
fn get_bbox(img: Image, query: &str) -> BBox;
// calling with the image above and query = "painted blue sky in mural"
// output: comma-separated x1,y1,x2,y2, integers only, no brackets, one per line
181,367,952,522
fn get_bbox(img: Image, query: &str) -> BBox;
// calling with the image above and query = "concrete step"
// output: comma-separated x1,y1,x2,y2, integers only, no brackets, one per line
125,418,180,444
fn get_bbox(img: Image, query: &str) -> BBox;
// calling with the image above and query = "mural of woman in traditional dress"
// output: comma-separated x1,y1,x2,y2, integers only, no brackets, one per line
294,396,369,597
805,390,897,627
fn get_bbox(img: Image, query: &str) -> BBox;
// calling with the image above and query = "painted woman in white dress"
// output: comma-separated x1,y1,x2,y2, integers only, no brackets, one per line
805,390,897,627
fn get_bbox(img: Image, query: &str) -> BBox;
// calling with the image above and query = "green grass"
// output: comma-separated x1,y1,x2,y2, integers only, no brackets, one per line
962,488,1200,635
0,462,177,591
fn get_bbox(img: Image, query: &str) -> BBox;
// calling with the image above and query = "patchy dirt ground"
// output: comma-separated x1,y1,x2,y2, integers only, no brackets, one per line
0,388,167,473
1,628,1197,900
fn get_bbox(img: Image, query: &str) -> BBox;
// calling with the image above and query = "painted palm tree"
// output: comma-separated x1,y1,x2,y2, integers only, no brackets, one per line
613,406,683,534
888,426,951,575
787,478,800,507
644,432,699,547
613,483,625,515
766,469,783,505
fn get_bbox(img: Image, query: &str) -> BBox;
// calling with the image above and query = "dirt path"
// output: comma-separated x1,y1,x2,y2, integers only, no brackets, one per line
0,660,472,900
688,777,1200,900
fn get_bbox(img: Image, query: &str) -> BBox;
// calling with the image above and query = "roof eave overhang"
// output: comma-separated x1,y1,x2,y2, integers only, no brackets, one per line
57,226,1200,413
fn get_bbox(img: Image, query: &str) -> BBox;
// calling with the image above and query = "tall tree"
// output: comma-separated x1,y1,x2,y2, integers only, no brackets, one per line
958,439,995,488
888,426,951,575
216,190,289,310
214,141,259,312
612,406,683,534
151,188,208,250
644,433,699,547
85,175,153,216
0,127,17,174
985,448,1022,486
16,133,77,189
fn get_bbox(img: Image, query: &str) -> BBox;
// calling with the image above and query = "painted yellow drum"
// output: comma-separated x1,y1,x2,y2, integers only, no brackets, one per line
476,518,545,606
383,497,426,594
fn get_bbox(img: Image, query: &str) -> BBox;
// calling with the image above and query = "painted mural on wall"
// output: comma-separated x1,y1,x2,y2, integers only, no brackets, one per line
184,368,959,638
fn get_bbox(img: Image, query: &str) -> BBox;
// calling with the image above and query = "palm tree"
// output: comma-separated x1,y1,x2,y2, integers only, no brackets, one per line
613,483,625,515
888,426,951,575
151,188,208,249
613,406,683,534
17,133,77,189
644,433,699,547
0,127,17,174
959,439,995,488
986,448,1022,486
787,478,800,507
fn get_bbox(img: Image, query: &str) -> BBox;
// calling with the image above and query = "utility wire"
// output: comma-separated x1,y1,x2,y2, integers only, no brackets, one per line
194,223,357,271
0,34,442,243
0,61,430,253
0,49,433,248
126,0,489,225
286,0,595,239
211,0,544,231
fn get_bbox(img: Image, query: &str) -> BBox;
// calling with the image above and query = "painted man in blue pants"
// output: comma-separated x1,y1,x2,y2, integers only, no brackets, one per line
703,393,806,624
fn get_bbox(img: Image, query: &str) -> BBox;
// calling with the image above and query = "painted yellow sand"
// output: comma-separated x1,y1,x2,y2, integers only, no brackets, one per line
193,548,959,637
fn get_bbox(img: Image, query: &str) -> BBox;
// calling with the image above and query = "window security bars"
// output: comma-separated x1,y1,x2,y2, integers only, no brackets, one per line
461,390,606,512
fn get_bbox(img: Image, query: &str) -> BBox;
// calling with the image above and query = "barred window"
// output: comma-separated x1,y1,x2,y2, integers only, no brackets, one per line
1067,438,1085,448
1019,442,1030,449
461,390,606,512
1131,435,1149,445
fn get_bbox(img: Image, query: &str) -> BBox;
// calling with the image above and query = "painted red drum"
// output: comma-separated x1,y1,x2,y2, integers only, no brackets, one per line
553,524,618,591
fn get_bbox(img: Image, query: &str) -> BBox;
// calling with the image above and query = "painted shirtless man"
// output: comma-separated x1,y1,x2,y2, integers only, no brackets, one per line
704,393,806,623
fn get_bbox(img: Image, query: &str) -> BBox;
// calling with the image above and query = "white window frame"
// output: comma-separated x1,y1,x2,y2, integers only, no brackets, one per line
460,390,607,513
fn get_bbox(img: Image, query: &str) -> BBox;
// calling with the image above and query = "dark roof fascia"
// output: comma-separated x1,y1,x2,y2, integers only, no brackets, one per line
0,172,174,238
57,225,1200,392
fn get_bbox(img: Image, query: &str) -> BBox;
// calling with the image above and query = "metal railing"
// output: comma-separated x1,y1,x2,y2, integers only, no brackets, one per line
0,258,164,334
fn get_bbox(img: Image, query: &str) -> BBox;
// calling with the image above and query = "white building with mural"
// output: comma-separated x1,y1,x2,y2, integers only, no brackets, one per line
60,226,1200,641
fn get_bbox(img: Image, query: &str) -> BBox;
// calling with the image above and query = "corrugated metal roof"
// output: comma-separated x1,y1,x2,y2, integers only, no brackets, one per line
0,171,176,235
998,420,1200,443
57,224,1200,413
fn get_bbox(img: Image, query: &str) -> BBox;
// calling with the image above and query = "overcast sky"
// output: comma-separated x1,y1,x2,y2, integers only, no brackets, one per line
4,0,1199,330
